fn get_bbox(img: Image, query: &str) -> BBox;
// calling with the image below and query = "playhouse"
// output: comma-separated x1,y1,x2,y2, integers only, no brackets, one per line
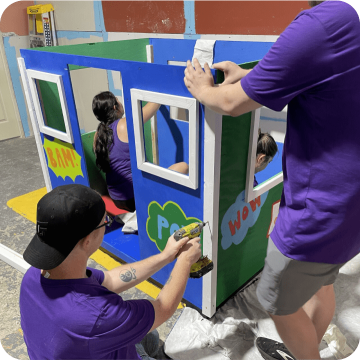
18,38,285,317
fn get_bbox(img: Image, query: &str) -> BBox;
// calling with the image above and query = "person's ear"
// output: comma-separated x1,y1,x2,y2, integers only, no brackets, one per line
77,235,90,251
256,154,266,165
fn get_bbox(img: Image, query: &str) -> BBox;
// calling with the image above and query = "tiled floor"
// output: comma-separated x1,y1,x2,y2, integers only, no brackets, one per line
0,137,180,359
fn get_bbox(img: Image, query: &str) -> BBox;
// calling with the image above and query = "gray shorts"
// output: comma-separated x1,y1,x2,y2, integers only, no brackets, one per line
256,237,344,316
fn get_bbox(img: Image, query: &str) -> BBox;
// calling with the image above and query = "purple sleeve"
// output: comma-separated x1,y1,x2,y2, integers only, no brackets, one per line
87,267,105,285
88,296,155,358
241,11,332,111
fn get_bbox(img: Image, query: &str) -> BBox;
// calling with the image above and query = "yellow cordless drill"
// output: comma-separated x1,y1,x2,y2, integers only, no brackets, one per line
173,222,214,278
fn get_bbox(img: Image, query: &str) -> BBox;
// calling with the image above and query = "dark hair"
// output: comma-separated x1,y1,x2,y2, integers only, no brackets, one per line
92,91,123,173
308,1,324,7
257,129,278,163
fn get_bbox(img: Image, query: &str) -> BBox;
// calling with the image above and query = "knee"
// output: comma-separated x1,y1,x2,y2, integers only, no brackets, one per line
315,284,335,299
268,308,302,323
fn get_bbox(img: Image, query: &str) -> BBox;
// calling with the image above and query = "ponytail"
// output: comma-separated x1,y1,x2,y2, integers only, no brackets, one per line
257,128,278,162
92,91,123,173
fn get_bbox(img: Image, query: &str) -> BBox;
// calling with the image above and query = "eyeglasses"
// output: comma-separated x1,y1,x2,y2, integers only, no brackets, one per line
95,214,114,230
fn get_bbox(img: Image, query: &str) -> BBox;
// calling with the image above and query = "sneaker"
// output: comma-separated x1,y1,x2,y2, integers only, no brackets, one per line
256,337,296,360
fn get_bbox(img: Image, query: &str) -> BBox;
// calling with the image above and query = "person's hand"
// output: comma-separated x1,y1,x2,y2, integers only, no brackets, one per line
162,234,191,263
184,58,214,101
212,61,250,86
177,237,202,266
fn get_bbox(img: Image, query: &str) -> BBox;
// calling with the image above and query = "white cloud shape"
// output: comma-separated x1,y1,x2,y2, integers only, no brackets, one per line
221,190,268,250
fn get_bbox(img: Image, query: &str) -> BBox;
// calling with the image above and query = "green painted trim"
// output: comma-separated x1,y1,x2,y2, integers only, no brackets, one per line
30,39,150,62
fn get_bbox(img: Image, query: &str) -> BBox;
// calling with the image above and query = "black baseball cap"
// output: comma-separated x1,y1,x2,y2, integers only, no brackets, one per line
23,184,106,270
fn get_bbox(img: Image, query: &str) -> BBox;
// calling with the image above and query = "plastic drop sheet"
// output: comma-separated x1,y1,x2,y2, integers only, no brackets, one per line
165,252,360,360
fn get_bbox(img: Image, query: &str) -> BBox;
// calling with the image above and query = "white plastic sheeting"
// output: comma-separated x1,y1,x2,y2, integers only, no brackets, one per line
165,252,360,360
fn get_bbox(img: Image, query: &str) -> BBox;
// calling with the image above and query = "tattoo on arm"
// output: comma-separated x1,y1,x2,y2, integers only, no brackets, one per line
119,267,137,283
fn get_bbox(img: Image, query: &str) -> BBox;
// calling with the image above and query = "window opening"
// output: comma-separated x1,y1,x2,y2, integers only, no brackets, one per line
131,89,198,190
245,106,286,202
26,69,73,143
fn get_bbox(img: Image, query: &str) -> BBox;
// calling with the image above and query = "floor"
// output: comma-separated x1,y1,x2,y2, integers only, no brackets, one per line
1,137,359,360
0,137,179,359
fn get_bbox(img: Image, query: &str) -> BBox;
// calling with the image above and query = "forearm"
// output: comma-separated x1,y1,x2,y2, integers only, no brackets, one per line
197,81,260,117
102,252,170,294
149,258,191,332
142,102,161,123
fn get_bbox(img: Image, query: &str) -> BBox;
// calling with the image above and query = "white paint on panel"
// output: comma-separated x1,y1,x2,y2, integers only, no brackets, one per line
202,107,222,318
17,57,52,191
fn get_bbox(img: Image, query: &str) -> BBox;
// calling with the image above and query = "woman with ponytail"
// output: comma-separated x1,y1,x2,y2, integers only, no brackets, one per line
92,91,188,212
254,129,278,187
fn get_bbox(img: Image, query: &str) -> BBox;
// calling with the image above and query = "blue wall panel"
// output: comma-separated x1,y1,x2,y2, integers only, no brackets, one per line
150,38,274,65
20,48,205,308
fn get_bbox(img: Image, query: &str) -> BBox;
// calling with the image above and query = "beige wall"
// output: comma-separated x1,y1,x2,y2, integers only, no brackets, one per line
57,34,103,47
36,1,97,32
70,67,109,134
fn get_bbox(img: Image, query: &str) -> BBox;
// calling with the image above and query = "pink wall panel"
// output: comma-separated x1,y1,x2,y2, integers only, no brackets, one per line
0,1,34,36
195,1,310,35
103,1,185,34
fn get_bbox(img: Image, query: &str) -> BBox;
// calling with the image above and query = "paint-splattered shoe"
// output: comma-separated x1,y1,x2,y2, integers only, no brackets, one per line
256,337,296,360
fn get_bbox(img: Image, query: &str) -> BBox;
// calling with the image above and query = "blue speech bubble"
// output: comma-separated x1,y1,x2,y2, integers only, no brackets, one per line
221,190,268,250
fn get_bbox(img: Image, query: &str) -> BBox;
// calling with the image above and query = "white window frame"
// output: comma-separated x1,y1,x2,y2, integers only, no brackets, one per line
26,69,73,144
245,107,283,203
131,89,199,190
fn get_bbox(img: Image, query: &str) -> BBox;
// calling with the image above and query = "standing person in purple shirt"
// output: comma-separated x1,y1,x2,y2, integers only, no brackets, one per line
20,184,201,360
92,91,188,212
184,1,360,359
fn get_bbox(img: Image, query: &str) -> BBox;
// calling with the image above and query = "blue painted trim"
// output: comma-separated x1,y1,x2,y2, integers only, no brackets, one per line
260,116,287,123
56,31,103,40
93,1,106,33
3,37,30,137
184,1,196,34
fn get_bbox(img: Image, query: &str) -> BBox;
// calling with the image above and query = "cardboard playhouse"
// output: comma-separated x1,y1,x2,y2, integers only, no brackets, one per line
18,38,286,318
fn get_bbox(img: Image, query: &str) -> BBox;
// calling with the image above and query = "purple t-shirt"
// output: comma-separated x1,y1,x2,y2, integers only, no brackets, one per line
242,1,360,264
106,119,134,201
20,267,154,360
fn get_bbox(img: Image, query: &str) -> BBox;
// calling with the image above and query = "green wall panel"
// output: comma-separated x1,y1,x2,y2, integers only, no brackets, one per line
31,39,150,62
216,60,283,307
37,80,66,133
